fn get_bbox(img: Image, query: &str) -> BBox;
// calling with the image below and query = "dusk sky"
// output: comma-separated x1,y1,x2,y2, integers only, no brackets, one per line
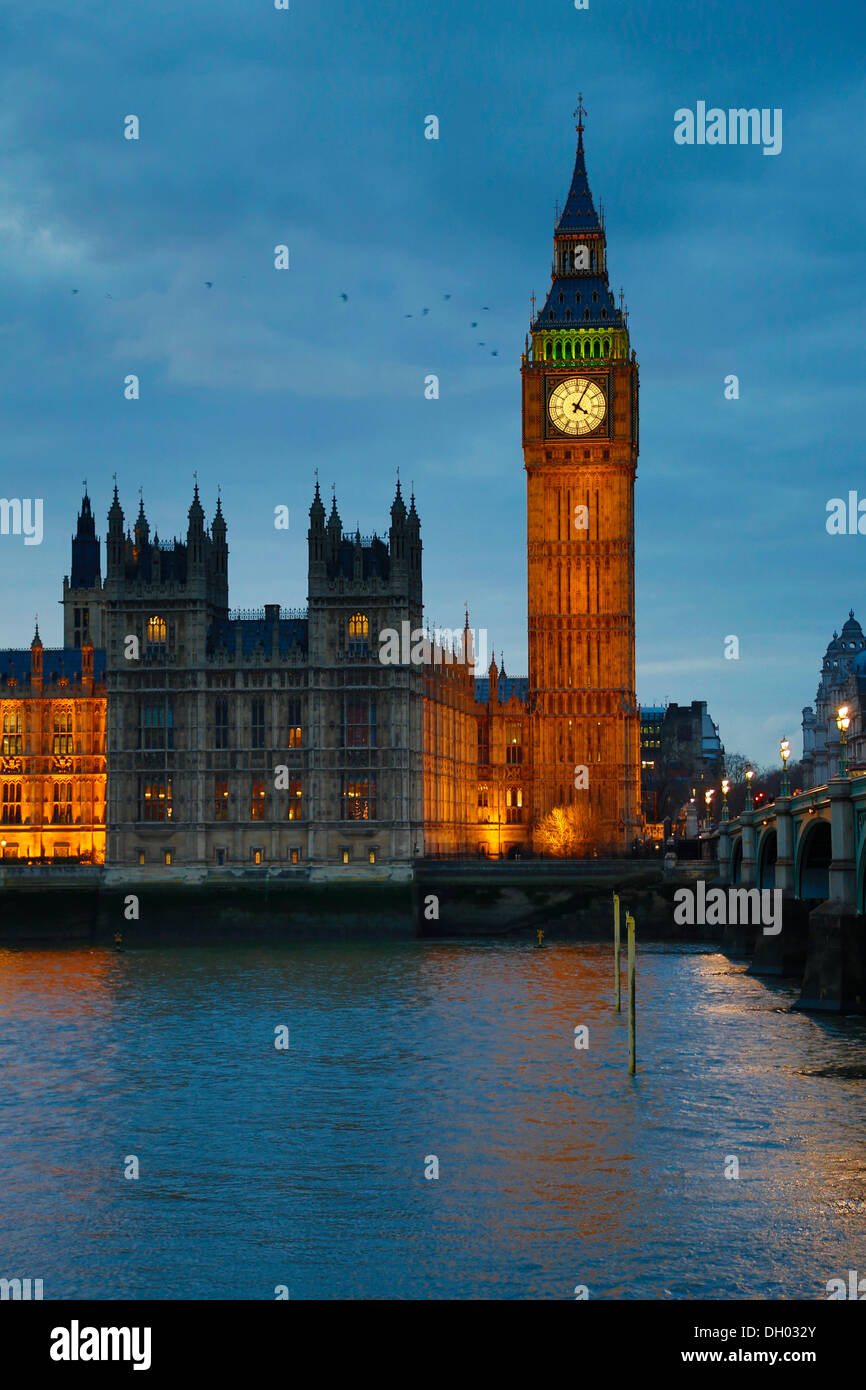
1,0,863,766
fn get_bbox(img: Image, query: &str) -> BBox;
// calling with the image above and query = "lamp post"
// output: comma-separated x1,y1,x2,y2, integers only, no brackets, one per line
780,737,791,796
704,788,714,832
721,778,730,822
836,705,851,777
745,764,754,812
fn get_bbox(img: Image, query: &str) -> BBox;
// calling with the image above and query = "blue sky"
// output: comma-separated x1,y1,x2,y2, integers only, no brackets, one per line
1,0,863,765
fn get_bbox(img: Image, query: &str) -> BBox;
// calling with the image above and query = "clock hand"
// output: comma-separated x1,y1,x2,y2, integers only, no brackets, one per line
575,384,590,408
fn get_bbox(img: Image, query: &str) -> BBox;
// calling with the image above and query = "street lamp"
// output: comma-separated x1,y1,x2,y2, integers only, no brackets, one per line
780,737,791,796
836,704,851,777
745,764,754,811
704,788,714,831
721,778,730,821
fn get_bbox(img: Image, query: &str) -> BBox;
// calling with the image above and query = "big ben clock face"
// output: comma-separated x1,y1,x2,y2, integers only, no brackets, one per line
547,377,607,436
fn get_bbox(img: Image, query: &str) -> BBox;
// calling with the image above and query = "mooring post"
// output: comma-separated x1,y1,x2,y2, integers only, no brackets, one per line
613,892,621,1012
627,911,636,1075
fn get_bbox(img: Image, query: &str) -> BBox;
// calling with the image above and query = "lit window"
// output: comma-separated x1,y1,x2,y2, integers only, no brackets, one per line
348,613,369,639
147,616,167,644
287,779,303,820
341,778,376,820
140,779,172,822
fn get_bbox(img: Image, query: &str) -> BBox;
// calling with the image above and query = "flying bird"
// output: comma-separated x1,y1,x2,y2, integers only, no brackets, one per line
340,293,348,301
71,288,78,294
443,293,451,300
491,350,498,356
481,305,490,310
421,307,429,316
404,313,413,318
205,282,213,289
471,321,477,327
477,341,485,346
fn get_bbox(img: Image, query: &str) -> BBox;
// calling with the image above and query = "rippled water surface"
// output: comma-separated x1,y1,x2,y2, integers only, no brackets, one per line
2,939,865,1299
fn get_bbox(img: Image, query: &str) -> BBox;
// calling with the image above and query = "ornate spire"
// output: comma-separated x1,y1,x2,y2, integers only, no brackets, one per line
188,476,204,525
391,477,407,523
574,93,586,153
134,491,149,545
309,476,325,524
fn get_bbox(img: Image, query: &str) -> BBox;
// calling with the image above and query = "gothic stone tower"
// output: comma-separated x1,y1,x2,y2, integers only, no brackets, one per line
522,107,640,849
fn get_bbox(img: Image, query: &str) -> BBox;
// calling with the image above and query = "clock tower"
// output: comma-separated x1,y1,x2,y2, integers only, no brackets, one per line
522,104,640,850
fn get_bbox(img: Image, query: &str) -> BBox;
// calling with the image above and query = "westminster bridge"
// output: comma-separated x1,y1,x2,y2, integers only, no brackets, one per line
715,775,866,1011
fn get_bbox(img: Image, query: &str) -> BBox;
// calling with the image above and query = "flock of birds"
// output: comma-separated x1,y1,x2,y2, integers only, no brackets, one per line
341,290,499,354
69,283,500,356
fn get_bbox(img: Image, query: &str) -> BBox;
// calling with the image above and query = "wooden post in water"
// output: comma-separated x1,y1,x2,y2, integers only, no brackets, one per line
613,893,621,1013
626,911,636,1075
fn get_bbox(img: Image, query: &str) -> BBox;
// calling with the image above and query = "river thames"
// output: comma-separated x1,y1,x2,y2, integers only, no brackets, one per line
1,939,865,1300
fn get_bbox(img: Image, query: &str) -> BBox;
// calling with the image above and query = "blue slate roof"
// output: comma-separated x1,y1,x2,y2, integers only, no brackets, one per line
535,276,623,331
475,676,529,705
0,648,106,691
207,618,308,658
555,143,601,235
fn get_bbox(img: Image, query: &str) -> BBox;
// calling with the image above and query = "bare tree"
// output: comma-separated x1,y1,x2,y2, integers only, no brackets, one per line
534,803,599,856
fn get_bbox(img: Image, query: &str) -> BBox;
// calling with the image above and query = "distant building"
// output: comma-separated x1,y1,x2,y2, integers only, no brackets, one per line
640,700,724,823
802,610,866,787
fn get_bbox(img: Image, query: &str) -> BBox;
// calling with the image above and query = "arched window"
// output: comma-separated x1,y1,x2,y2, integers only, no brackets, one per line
603,337,611,356
147,616,166,644
348,613,369,640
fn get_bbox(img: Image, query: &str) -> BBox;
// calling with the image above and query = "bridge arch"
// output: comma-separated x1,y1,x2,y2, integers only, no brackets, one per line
730,835,743,884
857,836,866,915
796,815,832,899
757,827,777,890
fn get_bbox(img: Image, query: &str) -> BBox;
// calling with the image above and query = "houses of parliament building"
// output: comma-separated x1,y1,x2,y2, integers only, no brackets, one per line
0,118,642,868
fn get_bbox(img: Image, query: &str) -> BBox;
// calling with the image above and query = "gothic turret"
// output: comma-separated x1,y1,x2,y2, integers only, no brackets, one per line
106,484,125,577
70,488,101,590
30,620,43,692
488,652,499,704
187,480,206,572
212,492,228,593
308,479,326,582
389,478,407,574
